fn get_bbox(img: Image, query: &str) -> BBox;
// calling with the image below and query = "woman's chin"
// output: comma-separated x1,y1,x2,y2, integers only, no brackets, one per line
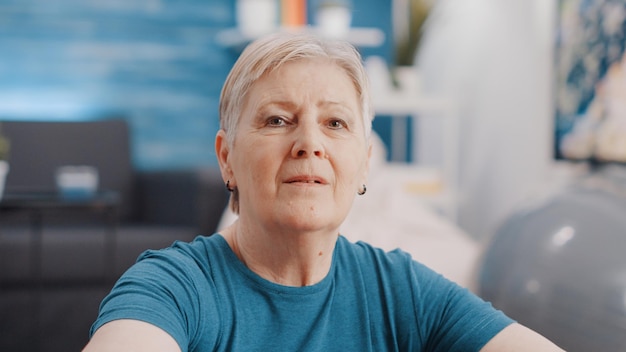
272,206,341,234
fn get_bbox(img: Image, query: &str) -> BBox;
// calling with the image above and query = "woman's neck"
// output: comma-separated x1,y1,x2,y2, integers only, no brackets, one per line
221,220,338,287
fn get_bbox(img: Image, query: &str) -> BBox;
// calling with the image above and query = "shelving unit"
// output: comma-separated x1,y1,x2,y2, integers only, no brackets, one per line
372,88,460,222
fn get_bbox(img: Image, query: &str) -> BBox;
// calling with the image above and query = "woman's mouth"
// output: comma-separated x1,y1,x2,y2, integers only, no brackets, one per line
284,176,327,184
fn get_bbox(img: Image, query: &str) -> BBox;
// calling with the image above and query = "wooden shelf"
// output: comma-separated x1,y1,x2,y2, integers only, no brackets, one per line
373,94,454,117
215,26,385,50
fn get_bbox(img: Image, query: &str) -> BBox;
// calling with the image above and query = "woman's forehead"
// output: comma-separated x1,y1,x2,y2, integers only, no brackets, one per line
245,60,358,108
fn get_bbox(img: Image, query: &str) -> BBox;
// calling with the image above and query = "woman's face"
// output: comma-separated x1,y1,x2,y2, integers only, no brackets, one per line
218,58,371,234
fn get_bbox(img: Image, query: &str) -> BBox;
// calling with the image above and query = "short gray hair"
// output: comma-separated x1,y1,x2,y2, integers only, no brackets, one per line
219,31,373,144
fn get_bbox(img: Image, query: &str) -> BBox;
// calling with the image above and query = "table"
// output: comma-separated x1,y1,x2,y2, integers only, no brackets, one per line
0,190,120,282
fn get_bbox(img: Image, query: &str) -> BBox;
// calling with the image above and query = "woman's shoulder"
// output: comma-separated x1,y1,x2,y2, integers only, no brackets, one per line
337,235,453,289
137,234,227,261
129,234,230,279
338,235,417,266
92,235,228,348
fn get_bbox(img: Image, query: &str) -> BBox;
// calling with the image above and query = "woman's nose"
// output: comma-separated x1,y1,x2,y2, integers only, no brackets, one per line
291,122,325,159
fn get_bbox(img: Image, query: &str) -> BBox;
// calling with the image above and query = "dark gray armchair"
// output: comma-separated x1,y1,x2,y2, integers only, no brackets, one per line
0,119,229,351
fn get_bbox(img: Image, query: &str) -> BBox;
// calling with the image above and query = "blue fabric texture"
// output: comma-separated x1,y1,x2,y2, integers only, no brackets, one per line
90,235,513,351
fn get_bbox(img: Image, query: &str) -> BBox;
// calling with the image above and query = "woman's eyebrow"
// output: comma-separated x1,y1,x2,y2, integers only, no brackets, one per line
317,100,357,115
259,100,298,111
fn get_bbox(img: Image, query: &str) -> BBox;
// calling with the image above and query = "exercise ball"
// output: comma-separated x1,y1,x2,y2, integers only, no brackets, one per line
479,165,626,352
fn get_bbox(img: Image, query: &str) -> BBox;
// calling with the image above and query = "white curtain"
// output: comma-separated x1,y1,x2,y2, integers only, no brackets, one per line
416,0,557,239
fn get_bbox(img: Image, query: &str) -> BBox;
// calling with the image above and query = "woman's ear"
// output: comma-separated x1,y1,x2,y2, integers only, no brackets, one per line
215,129,233,183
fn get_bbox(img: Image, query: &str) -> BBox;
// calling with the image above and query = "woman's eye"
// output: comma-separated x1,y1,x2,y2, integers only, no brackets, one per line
267,116,286,126
328,119,346,129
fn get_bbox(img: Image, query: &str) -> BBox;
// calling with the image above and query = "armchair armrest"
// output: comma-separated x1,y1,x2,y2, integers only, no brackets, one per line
134,168,229,235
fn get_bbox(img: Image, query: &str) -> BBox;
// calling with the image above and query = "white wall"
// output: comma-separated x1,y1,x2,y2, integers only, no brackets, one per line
416,0,560,240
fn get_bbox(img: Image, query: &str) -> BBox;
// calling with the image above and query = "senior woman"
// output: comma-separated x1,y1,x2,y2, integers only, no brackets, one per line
84,32,562,351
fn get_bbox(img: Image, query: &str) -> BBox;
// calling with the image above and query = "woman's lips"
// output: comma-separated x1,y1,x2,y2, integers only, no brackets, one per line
284,175,327,185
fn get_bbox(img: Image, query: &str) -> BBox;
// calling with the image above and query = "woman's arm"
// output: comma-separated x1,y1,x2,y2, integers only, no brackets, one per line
480,323,565,351
83,319,181,352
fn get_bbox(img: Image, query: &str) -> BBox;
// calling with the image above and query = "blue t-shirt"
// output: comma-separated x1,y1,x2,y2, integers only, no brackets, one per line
91,234,513,351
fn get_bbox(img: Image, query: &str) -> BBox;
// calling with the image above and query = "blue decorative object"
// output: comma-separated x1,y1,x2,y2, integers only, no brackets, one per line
555,0,626,163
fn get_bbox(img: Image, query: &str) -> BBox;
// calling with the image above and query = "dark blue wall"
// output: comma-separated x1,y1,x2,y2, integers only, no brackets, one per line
0,0,391,170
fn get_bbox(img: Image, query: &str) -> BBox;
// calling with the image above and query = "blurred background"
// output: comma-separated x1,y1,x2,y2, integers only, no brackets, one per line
0,0,556,239
1,0,626,351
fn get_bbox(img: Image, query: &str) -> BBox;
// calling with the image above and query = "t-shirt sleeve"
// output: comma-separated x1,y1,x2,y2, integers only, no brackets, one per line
89,246,210,352
404,253,514,352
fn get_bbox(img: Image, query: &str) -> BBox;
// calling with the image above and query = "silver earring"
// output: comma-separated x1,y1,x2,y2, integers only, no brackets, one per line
226,180,234,192
357,184,367,195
